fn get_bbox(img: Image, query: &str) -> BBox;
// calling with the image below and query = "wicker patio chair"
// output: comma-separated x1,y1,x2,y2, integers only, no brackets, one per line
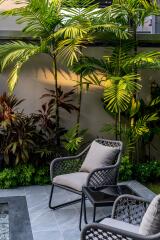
81,194,160,240
49,139,123,210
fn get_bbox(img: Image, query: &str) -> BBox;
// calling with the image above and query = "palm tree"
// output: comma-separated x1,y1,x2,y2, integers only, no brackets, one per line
80,43,160,139
56,0,130,133
100,0,160,52
0,0,130,143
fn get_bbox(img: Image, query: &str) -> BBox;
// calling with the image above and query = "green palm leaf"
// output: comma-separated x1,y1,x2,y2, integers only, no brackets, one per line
0,41,42,92
56,38,87,66
104,74,142,113
124,51,160,69
0,41,40,70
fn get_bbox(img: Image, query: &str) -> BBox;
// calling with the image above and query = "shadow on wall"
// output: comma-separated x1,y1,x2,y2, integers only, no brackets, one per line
0,52,114,138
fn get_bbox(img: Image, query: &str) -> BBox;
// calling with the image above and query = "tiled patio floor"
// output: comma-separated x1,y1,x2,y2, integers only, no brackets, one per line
0,181,156,240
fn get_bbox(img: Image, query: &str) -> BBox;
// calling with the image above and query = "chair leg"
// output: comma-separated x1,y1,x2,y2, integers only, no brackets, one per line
83,194,88,224
49,184,82,210
93,206,96,222
79,192,84,231
49,184,55,209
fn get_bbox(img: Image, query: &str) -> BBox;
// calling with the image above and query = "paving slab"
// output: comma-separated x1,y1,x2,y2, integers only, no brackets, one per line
0,180,156,240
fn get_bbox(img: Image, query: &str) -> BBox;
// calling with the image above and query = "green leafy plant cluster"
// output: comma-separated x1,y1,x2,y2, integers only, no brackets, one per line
119,155,133,181
134,160,160,183
62,124,87,154
0,164,50,189
0,91,81,167
119,156,160,184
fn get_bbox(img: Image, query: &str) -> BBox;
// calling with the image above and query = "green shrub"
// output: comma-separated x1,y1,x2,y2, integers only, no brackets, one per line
0,168,18,189
16,164,35,186
0,164,50,189
119,155,160,183
119,155,133,181
134,160,160,183
34,166,50,185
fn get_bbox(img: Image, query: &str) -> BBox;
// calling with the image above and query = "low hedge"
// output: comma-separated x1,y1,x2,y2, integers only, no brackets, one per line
0,164,50,189
119,156,160,183
0,157,159,189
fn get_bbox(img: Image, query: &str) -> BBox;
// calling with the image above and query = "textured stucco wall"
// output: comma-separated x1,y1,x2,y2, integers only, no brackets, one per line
0,47,114,139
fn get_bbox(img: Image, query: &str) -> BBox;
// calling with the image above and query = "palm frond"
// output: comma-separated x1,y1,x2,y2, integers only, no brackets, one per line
1,0,62,38
124,51,160,69
54,26,88,39
90,23,130,40
104,74,142,113
150,96,160,107
134,113,158,137
0,41,40,71
56,38,88,66
0,41,42,93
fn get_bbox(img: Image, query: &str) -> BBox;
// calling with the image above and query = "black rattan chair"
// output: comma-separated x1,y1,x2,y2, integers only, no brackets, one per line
49,139,123,210
81,194,160,240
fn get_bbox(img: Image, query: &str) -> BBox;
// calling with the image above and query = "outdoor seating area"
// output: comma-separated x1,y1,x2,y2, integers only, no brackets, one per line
0,0,160,240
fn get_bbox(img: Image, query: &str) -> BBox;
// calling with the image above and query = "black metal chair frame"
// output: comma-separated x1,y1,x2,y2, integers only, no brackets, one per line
81,194,160,240
49,139,123,210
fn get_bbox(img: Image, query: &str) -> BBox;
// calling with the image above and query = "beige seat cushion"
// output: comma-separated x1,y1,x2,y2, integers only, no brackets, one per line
100,218,140,234
53,172,89,192
139,194,160,236
80,140,119,173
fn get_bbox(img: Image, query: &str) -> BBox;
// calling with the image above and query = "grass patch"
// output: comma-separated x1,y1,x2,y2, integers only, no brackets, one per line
146,183,160,194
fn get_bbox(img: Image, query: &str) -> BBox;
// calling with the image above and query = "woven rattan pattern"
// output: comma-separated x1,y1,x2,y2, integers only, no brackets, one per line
82,226,132,240
87,167,118,188
112,196,149,225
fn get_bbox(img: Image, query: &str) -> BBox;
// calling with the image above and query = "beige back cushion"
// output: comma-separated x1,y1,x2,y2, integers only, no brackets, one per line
80,140,119,173
139,195,160,236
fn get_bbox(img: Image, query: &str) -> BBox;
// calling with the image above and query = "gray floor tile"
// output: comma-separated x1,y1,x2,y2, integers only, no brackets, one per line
31,209,58,232
63,229,80,240
33,231,63,240
0,180,155,240
54,208,80,232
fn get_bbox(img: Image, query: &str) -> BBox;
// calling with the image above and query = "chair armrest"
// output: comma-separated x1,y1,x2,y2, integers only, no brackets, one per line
112,194,150,225
81,223,158,240
86,164,119,188
50,145,90,180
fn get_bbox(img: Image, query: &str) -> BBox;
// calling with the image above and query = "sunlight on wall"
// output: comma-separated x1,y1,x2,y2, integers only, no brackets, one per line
36,68,79,87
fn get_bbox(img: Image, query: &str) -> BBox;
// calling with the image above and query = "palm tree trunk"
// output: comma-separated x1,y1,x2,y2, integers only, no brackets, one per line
115,113,118,140
53,54,60,146
76,73,83,134
118,110,121,140
133,23,138,77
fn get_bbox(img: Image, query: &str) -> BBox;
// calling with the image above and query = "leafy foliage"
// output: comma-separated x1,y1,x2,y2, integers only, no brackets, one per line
0,41,41,93
63,124,87,154
0,92,24,125
100,0,160,30
0,0,129,93
0,164,50,189
119,155,133,181
103,74,141,113
32,101,56,141
41,87,78,113
3,114,36,166
134,160,160,183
